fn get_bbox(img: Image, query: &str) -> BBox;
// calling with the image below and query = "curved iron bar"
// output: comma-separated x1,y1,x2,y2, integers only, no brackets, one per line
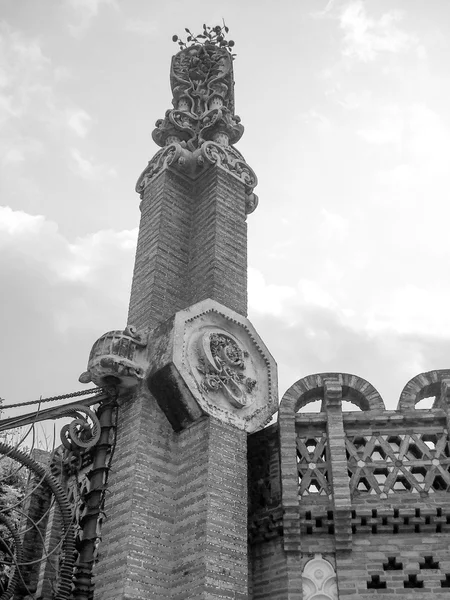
0,393,107,433
0,513,24,600
58,405,101,452
0,442,75,600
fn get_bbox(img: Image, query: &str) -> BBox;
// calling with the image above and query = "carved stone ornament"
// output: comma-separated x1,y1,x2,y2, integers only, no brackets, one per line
79,325,149,390
302,554,338,600
195,330,256,408
146,299,278,432
135,141,258,214
135,45,258,213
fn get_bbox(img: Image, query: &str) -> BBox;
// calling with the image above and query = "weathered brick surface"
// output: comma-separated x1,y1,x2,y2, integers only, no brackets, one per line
336,532,450,598
95,159,253,598
248,378,450,598
188,168,247,316
94,386,177,600
173,418,248,600
128,164,248,332
324,381,352,552
128,168,193,330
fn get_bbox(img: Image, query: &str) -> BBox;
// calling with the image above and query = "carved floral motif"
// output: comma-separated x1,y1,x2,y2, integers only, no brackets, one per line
201,142,259,213
171,44,234,115
197,332,256,409
136,44,257,212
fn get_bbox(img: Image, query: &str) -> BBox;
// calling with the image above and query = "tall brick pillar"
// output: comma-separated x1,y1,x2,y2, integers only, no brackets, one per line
80,32,277,600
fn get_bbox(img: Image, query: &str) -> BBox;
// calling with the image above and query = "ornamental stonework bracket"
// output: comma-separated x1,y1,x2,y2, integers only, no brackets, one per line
135,44,258,215
145,299,278,432
79,325,149,391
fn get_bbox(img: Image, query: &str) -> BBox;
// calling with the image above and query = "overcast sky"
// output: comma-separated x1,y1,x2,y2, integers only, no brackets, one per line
1,0,450,425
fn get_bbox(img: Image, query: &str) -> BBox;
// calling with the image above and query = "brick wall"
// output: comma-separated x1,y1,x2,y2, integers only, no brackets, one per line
94,386,177,600
248,378,450,599
173,418,248,600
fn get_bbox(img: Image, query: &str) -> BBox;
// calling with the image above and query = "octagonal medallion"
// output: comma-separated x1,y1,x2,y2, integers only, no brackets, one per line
146,299,278,432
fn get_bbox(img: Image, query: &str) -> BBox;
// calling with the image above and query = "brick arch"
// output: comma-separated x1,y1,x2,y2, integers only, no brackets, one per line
280,372,385,414
397,369,450,411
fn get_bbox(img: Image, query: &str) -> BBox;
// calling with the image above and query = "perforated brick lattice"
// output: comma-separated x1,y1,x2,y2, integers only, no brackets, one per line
296,433,330,496
346,430,450,496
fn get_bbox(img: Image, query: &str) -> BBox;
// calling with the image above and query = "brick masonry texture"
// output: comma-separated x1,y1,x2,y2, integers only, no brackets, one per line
248,385,450,598
95,392,250,600
94,161,253,599
127,164,248,332
88,151,450,600
188,167,247,317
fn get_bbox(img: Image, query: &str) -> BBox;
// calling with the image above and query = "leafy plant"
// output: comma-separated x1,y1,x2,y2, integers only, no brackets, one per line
172,21,236,56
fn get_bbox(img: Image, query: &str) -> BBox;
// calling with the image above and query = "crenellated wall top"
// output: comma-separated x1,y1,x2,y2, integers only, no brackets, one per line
279,372,385,415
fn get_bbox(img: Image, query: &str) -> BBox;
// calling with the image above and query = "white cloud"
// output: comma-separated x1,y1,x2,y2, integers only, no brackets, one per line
0,206,137,408
125,19,158,36
311,0,337,18
70,148,116,181
67,109,92,137
340,1,417,61
374,103,450,190
66,0,118,37
366,284,450,338
302,109,331,132
0,22,52,124
319,208,349,242
66,228,137,283
0,205,136,320
248,267,296,317
0,135,43,166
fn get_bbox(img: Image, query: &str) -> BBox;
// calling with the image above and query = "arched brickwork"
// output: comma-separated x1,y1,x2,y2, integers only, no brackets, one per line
398,369,450,411
280,372,385,414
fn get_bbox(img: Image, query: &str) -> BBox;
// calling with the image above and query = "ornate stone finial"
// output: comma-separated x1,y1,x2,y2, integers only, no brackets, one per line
153,24,242,149
136,24,258,214
79,326,149,391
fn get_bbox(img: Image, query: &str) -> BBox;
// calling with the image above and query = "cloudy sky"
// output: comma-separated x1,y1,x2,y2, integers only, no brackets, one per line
1,0,450,424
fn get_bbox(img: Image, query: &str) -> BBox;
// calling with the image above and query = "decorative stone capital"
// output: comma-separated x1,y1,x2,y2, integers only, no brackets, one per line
146,299,278,432
136,43,258,214
135,141,258,214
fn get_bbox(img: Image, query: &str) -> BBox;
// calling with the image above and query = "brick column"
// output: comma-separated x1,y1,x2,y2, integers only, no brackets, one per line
127,168,193,330
172,418,248,600
89,39,270,600
188,168,248,316
94,387,177,600
324,380,352,552
279,392,303,600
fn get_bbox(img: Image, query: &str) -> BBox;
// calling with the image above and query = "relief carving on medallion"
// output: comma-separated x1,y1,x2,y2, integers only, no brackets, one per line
195,330,256,409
